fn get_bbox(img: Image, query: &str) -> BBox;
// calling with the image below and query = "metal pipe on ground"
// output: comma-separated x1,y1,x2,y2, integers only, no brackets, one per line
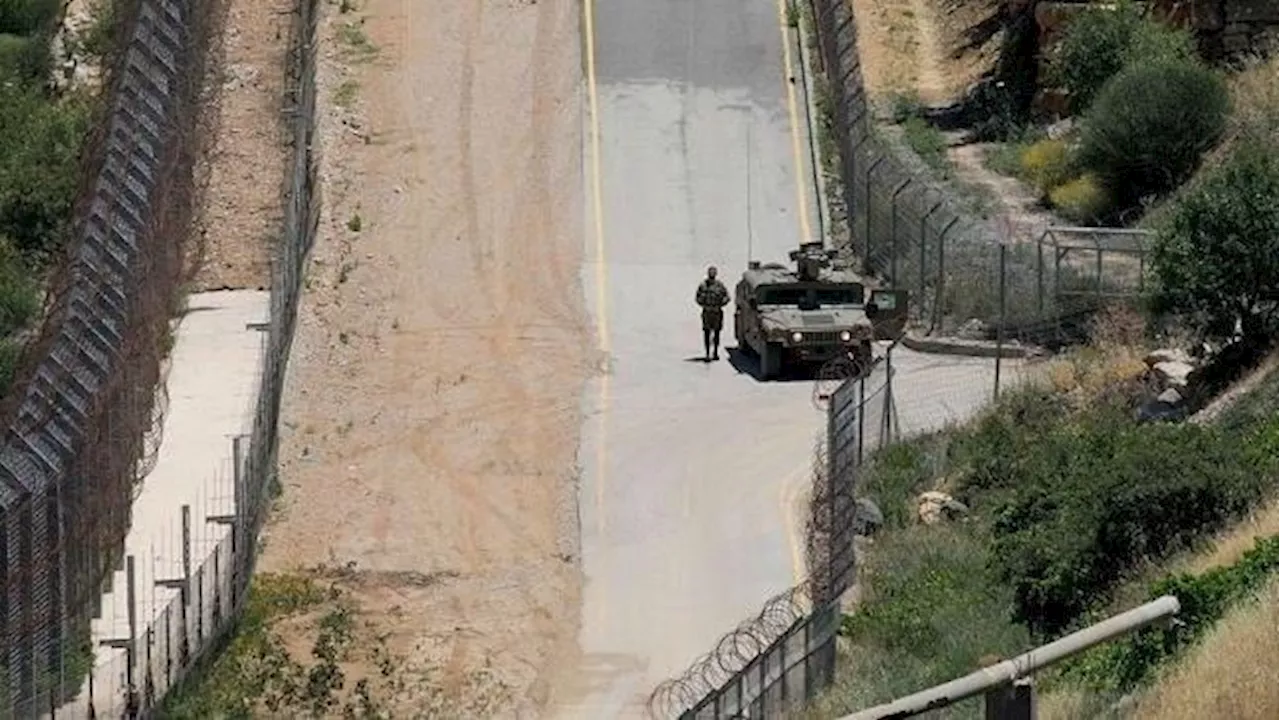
836,595,1181,720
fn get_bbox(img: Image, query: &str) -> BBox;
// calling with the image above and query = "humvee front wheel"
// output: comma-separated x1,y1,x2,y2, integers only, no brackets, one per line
760,343,782,380
854,341,873,377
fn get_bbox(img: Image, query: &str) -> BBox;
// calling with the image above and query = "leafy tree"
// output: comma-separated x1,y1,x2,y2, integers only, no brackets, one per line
1050,1,1198,114
1078,59,1229,207
1149,137,1279,346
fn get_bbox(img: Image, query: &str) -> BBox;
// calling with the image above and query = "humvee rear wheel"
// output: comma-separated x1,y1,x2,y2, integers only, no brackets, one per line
760,343,782,380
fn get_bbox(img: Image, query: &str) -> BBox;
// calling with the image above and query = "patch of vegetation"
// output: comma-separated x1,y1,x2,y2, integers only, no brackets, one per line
333,78,360,108
1057,535,1278,695
900,116,949,176
336,19,378,62
64,0,120,69
161,572,382,718
1018,137,1072,197
165,569,517,718
0,0,60,37
1048,0,1198,114
1147,134,1278,348
886,90,925,124
1078,59,1229,211
815,355,1278,715
981,140,1022,178
0,0,97,397
836,523,1030,711
1047,173,1106,224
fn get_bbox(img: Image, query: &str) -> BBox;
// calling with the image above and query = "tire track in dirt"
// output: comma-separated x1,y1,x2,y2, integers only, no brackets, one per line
264,0,590,715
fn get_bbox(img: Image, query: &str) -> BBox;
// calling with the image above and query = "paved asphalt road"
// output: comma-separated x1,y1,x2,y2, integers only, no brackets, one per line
552,1,1023,717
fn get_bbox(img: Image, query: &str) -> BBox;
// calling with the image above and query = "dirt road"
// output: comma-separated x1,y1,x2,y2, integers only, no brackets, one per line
261,0,591,716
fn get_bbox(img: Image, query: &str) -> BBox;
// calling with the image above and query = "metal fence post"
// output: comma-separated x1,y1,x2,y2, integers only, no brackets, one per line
856,378,867,466
985,678,1035,719
920,200,943,308
126,555,138,717
995,244,1006,402
929,217,959,334
889,179,911,286
863,155,886,262
1036,235,1045,315
881,349,896,443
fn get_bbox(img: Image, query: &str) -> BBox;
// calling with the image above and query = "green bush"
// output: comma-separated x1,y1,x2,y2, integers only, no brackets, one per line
0,84,91,264
974,401,1275,637
1048,173,1109,223
1019,138,1073,196
840,524,1031,704
1148,137,1279,345
888,90,925,124
0,240,39,336
1079,59,1229,207
1157,141,1280,343
0,0,59,36
1051,2,1198,114
901,115,950,175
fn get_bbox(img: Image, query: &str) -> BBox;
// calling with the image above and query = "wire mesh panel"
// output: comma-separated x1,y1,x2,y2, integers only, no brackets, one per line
0,0,321,715
818,363,891,606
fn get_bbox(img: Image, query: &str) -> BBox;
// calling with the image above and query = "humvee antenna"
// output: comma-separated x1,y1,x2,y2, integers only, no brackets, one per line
746,120,754,263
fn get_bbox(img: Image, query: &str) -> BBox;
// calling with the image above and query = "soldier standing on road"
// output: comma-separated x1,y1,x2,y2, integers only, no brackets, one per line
695,266,731,361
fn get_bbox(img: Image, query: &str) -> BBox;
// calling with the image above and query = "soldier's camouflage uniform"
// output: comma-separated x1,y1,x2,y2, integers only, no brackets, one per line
696,277,730,360
696,278,730,331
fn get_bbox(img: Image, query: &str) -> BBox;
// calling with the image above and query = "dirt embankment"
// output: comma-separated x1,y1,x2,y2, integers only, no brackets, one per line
259,0,592,716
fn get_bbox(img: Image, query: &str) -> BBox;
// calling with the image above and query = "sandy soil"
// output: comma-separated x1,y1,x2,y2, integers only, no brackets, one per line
849,0,997,108
188,0,291,291
260,0,591,716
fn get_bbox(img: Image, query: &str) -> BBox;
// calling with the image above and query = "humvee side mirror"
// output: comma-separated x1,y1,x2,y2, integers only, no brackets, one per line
865,302,879,321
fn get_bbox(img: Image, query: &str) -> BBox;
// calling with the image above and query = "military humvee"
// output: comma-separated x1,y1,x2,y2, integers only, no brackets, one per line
733,242,908,380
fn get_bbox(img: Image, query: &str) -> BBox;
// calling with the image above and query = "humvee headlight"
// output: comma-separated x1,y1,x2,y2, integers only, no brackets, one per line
791,331,804,344
840,330,853,342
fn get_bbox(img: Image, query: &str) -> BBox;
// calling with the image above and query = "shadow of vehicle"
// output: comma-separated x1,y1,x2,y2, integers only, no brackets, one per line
725,346,818,383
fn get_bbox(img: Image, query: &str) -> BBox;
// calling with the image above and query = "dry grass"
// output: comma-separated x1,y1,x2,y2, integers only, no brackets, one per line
1130,581,1279,720
1226,55,1278,142
1039,306,1152,405
1173,502,1280,576
849,0,1000,108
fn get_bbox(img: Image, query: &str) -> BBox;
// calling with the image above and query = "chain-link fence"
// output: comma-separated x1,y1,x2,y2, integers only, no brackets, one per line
809,0,1153,349
0,0,320,715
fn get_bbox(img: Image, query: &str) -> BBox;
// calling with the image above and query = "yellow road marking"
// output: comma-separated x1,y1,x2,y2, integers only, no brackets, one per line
774,0,815,245
775,0,820,588
584,0,611,537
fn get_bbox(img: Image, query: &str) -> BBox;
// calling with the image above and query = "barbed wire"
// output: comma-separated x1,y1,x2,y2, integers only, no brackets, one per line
647,580,815,719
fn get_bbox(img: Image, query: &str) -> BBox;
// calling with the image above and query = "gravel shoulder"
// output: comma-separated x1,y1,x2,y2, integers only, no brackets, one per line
260,0,591,716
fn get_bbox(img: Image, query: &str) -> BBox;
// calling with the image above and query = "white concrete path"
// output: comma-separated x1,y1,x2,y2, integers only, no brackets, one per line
52,290,268,719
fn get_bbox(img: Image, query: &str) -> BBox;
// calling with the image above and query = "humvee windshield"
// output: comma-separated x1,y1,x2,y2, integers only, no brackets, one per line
758,284,864,308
